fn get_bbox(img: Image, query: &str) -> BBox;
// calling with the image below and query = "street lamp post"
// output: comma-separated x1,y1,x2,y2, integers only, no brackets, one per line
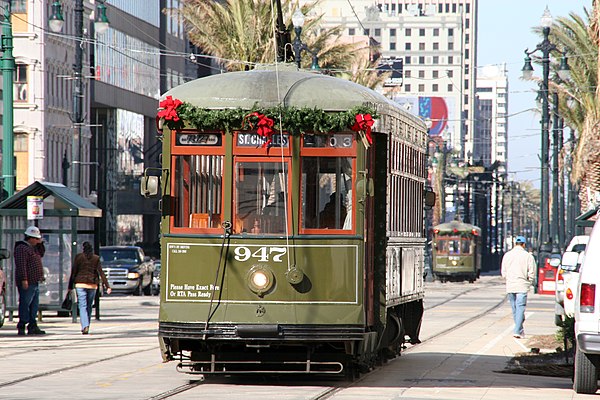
1,1,14,197
551,91,560,250
291,10,319,70
49,1,109,194
521,6,570,248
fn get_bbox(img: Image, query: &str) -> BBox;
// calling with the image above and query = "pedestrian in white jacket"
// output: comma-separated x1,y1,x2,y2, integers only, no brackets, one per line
501,235,536,338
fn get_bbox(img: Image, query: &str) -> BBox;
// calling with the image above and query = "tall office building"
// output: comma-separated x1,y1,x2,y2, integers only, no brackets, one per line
2,0,195,253
318,0,478,163
475,64,508,175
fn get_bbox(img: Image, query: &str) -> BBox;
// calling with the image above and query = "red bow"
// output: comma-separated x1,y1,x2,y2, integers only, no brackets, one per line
157,96,183,122
351,113,374,146
244,112,275,148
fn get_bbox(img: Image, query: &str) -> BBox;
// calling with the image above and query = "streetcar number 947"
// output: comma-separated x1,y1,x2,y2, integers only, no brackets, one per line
233,246,287,263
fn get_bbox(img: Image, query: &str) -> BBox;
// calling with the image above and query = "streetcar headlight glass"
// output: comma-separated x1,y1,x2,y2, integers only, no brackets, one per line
247,266,274,296
252,271,269,288
451,260,457,266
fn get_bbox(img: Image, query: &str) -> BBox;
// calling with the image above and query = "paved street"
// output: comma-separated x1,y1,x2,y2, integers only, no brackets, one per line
0,275,590,399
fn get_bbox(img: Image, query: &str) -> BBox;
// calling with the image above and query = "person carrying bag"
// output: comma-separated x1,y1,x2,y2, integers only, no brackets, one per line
67,242,111,334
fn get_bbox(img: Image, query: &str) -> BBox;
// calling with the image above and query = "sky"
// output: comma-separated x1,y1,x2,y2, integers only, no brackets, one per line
477,0,592,186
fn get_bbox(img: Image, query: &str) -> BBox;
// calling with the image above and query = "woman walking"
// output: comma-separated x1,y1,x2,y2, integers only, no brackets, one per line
68,242,111,334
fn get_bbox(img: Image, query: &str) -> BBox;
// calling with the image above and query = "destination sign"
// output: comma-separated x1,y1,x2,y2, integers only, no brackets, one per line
237,133,289,147
176,133,222,146
303,134,353,148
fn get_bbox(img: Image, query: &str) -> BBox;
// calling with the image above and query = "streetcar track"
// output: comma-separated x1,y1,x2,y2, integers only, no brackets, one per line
407,293,507,352
0,346,157,389
424,278,501,311
145,283,507,400
1,281,505,398
311,281,508,400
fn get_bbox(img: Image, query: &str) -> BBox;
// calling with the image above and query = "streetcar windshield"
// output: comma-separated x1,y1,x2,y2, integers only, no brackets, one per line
435,238,471,255
301,157,352,230
234,161,289,235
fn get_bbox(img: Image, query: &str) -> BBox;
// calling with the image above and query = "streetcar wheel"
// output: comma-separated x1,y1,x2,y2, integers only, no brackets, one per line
344,363,359,381
574,349,598,394
0,292,5,328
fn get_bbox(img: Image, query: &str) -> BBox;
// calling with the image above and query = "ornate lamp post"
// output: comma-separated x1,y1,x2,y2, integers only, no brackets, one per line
521,6,570,249
49,0,109,194
291,10,319,70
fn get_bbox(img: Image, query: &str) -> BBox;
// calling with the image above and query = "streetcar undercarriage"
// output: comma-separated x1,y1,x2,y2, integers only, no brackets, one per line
159,301,423,376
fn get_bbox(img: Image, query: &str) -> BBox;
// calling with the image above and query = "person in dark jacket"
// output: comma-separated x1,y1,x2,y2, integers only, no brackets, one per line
14,226,46,336
68,242,111,334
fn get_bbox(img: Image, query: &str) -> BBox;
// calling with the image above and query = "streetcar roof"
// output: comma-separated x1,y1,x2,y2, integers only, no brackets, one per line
433,220,481,233
161,66,424,128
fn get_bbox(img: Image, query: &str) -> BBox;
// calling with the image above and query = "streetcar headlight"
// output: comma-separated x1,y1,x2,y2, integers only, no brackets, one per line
127,272,140,279
247,266,274,296
451,260,457,266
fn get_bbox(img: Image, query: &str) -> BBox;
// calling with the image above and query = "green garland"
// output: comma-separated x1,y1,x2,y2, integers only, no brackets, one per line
162,102,378,135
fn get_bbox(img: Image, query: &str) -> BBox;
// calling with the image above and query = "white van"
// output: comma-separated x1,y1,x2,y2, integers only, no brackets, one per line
574,224,600,393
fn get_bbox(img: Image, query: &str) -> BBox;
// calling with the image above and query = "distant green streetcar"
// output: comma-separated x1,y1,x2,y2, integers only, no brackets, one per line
142,67,434,378
431,220,482,283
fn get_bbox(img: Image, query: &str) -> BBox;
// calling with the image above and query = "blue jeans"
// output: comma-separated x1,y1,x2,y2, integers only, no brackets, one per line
17,282,40,331
75,287,96,331
508,292,528,335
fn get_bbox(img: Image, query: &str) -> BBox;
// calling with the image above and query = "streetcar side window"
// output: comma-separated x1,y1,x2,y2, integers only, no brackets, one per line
234,161,289,235
173,155,223,229
301,157,353,231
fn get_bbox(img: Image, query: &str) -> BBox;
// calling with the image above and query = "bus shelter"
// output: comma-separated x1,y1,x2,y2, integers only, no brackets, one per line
0,181,101,320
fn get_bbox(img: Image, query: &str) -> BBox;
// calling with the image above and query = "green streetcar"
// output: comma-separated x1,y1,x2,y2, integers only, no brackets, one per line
142,67,434,377
431,220,482,283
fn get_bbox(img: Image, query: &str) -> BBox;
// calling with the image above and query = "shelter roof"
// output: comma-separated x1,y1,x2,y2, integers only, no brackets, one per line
0,181,101,217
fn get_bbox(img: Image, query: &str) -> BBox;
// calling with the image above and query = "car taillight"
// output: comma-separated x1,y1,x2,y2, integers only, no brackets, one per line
580,283,596,313
566,288,574,300
557,270,564,284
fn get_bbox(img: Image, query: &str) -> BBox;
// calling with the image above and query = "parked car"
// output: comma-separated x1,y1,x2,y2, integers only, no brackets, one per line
538,252,561,294
574,223,600,393
100,246,155,295
555,235,589,325
151,260,161,295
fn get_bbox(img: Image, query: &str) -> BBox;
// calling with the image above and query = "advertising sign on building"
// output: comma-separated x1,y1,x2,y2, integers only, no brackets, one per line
392,96,457,139
27,196,44,220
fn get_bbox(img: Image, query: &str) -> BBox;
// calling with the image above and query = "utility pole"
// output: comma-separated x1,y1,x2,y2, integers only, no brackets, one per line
72,0,84,194
1,2,14,197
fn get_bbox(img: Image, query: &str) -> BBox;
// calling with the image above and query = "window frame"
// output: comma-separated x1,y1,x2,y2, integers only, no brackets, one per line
169,130,225,234
232,156,293,235
299,133,357,235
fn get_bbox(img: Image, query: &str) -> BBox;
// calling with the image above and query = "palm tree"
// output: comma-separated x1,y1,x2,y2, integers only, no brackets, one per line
167,0,384,87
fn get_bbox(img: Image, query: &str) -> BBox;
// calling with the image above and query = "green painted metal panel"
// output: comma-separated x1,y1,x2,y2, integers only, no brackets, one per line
159,237,365,325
